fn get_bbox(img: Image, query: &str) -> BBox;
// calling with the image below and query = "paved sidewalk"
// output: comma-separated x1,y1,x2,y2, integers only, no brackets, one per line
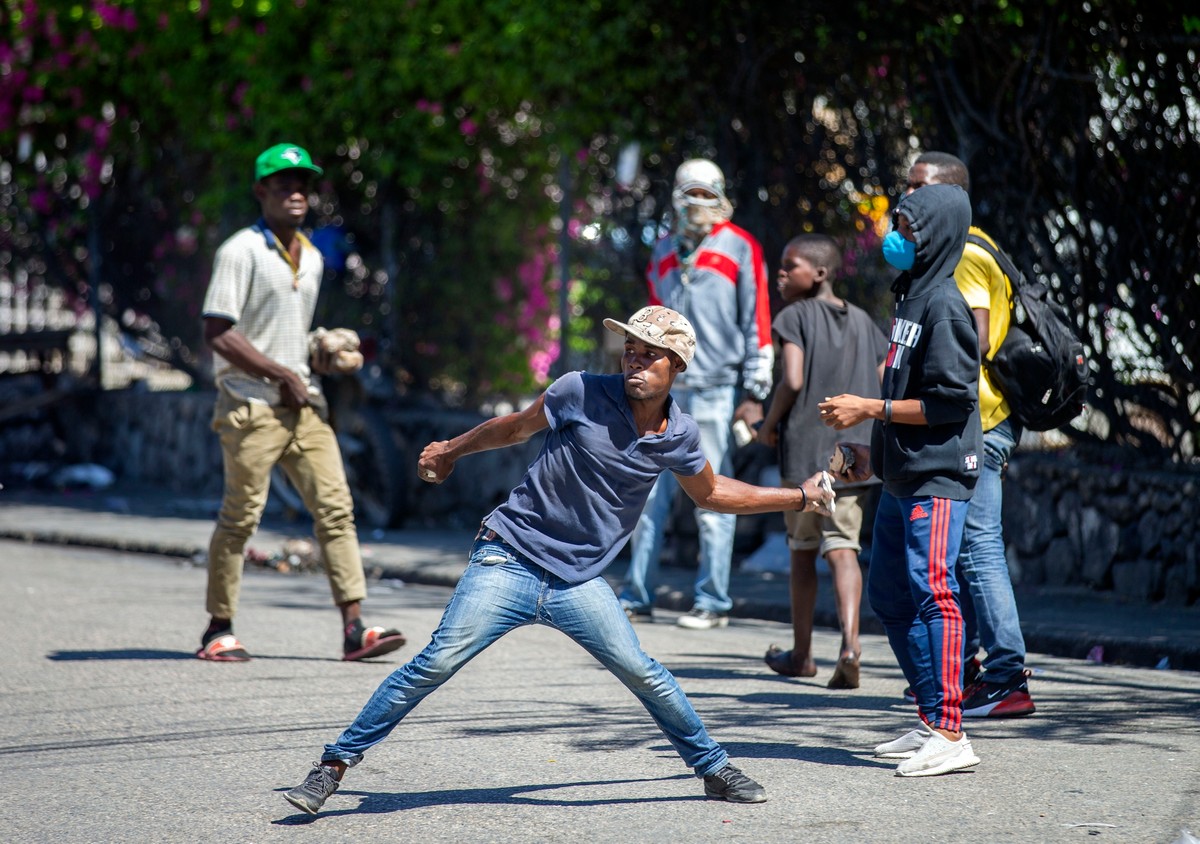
1,482,1197,672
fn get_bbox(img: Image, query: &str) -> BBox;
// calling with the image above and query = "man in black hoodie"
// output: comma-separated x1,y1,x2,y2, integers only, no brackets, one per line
819,183,983,777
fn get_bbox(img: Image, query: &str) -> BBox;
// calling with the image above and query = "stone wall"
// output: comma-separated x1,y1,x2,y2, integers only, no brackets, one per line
72,388,541,530
1003,450,1199,606
84,389,226,495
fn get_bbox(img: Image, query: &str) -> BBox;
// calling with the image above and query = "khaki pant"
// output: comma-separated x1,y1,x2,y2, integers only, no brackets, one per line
783,485,866,556
207,398,365,619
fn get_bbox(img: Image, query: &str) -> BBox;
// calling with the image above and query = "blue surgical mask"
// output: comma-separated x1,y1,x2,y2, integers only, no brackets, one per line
882,230,916,270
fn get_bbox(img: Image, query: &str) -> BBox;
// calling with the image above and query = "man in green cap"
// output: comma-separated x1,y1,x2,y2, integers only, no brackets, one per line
197,143,406,663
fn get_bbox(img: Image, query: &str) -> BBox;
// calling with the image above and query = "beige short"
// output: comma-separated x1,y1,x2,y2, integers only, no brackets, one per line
782,481,866,556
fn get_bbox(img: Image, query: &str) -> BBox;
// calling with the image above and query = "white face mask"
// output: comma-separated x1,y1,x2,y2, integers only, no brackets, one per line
672,190,731,238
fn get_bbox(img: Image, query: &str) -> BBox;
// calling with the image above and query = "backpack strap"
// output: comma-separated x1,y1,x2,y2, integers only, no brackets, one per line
966,232,1027,289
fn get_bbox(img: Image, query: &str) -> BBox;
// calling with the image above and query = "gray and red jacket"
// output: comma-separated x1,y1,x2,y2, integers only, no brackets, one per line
645,220,774,398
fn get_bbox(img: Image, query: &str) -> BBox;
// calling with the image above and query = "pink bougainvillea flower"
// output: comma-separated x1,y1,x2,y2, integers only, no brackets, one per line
95,2,123,28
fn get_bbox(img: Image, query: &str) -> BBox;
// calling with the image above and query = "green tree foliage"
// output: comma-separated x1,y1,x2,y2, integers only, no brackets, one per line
2,0,1198,457
1,0,678,393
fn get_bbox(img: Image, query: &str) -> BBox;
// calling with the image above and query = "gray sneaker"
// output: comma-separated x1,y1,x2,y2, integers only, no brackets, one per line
283,763,341,815
703,763,768,803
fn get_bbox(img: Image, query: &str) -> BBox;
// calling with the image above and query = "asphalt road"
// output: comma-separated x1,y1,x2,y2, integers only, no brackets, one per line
2,539,1198,844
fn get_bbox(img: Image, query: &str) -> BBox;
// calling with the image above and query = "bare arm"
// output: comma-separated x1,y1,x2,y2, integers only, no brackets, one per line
757,342,803,447
204,316,309,409
417,394,550,483
817,394,928,428
972,307,991,359
676,464,832,515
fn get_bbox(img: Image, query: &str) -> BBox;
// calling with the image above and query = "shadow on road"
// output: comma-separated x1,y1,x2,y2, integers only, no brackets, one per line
271,773,705,825
45,649,372,663
47,649,196,661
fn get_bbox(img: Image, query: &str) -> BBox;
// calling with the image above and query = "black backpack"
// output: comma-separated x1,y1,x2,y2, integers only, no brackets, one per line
966,234,1089,432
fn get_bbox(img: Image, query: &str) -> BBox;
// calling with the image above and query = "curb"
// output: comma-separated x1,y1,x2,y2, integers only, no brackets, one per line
0,528,205,560
5,527,1198,673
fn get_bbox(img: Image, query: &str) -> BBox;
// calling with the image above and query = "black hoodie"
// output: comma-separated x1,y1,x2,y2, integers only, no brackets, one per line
870,184,982,500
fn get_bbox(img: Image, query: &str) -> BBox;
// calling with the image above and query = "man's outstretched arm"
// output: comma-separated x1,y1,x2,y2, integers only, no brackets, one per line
417,394,549,484
677,464,833,516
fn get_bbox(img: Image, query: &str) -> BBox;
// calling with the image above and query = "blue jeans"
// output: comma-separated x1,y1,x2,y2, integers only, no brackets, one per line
322,537,730,777
867,492,969,733
957,418,1026,683
619,385,736,614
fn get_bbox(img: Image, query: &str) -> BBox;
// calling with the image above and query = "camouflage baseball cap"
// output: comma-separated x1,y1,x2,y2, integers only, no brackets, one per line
254,143,323,183
603,305,697,367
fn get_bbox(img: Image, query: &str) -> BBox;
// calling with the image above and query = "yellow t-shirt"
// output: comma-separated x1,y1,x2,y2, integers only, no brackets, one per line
954,226,1012,431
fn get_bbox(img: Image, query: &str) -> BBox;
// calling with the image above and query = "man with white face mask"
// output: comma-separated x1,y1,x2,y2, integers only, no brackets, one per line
618,158,774,630
671,159,736,247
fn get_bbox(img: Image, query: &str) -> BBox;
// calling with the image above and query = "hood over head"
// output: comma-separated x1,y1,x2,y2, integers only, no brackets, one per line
890,184,971,296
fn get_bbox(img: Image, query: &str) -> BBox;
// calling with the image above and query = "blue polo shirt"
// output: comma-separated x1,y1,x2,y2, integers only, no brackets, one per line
483,371,707,583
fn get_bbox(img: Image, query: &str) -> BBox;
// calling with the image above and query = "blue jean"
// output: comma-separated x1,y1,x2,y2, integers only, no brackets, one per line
957,418,1026,683
322,537,730,777
619,385,736,614
867,492,969,732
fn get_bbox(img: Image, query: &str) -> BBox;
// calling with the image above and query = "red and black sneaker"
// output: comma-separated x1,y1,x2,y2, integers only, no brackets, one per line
342,621,406,662
962,669,1036,717
903,656,982,703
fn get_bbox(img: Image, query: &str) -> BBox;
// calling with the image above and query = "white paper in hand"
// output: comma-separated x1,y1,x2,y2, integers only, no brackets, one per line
819,470,836,515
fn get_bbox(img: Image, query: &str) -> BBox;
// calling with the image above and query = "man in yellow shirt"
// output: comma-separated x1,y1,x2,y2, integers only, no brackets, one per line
904,152,1035,718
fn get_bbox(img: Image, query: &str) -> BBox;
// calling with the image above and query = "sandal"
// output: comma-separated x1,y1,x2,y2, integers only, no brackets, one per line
196,634,251,662
827,653,861,689
343,626,407,662
764,645,817,678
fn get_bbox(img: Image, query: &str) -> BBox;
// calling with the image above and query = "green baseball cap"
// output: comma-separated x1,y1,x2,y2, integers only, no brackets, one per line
254,143,323,183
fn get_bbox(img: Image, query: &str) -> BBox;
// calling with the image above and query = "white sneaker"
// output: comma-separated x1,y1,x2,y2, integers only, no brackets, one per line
676,609,729,630
895,732,980,777
873,723,933,759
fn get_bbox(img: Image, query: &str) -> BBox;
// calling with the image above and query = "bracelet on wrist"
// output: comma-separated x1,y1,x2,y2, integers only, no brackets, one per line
884,398,893,424
746,384,769,403
798,486,808,511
